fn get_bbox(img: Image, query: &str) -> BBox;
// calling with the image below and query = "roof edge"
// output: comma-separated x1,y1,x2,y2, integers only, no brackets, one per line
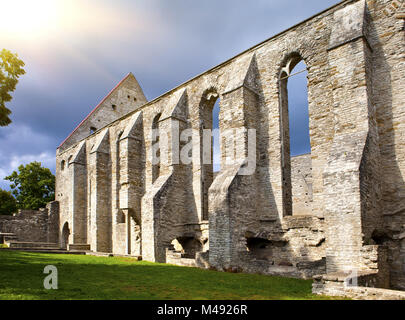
57,72,133,149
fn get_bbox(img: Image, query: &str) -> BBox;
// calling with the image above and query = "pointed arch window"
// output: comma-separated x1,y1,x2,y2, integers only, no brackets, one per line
199,89,220,221
279,54,312,216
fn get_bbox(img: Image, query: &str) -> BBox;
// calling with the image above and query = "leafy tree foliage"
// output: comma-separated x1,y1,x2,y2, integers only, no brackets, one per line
5,162,55,210
0,49,26,126
0,188,17,215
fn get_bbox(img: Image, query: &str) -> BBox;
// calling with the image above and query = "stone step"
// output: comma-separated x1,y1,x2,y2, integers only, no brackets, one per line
83,251,142,260
68,243,91,251
0,247,86,255
84,251,114,257
7,241,59,249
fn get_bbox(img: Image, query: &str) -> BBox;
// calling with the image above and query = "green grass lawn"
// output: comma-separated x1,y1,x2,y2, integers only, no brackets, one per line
0,250,338,300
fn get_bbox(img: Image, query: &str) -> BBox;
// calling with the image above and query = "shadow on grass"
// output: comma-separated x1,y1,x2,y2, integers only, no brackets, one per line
0,250,335,300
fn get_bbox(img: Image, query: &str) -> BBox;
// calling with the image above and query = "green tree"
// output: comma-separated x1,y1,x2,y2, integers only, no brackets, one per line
0,49,26,126
5,162,55,210
0,188,17,215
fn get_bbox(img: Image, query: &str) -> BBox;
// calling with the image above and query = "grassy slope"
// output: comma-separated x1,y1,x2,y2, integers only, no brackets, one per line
0,250,337,300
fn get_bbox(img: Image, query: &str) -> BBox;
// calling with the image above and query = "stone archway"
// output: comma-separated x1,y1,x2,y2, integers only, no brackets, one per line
61,222,70,250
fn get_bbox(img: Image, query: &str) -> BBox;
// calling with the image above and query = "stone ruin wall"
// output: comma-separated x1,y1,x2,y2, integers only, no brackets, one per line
53,0,405,294
291,154,313,216
0,202,59,244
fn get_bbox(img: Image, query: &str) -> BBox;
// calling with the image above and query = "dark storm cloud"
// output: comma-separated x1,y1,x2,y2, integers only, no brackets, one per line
0,0,339,189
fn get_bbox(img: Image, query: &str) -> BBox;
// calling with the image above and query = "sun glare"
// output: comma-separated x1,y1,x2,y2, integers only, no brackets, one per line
0,0,63,39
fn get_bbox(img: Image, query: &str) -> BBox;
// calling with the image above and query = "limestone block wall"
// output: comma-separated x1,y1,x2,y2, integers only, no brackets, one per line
70,142,87,244
323,0,378,274
54,0,405,291
116,112,144,255
141,89,200,263
0,202,59,244
367,0,405,291
46,201,60,243
89,129,112,252
291,154,313,216
239,216,326,278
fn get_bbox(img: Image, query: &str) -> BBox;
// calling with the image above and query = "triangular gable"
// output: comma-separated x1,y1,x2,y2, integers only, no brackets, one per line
58,72,147,152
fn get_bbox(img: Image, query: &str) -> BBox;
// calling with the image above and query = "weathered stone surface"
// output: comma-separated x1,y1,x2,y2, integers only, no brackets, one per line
30,0,404,296
0,203,59,244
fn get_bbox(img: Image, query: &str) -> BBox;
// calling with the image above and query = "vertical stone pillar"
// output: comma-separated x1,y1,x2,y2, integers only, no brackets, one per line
142,89,190,263
209,54,260,270
46,201,60,244
89,129,112,253
69,141,87,244
324,0,381,273
118,112,144,255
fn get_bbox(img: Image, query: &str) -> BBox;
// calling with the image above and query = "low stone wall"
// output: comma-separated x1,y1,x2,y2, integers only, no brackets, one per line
68,244,91,251
0,201,59,244
313,276,405,300
237,256,326,279
233,216,326,279
343,287,405,300
46,201,59,243
166,248,196,267
196,251,210,269
313,270,405,300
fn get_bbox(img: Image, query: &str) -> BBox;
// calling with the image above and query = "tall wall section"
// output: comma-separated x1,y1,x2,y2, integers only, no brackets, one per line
55,0,405,289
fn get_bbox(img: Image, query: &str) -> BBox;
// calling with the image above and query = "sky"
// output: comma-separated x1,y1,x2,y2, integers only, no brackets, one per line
0,0,339,190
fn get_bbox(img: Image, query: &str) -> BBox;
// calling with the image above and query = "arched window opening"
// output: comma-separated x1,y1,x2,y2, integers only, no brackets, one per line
279,55,312,217
61,160,65,171
171,237,202,259
200,89,220,221
287,60,310,156
90,126,97,134
152,113,161,184
246,237,273,261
